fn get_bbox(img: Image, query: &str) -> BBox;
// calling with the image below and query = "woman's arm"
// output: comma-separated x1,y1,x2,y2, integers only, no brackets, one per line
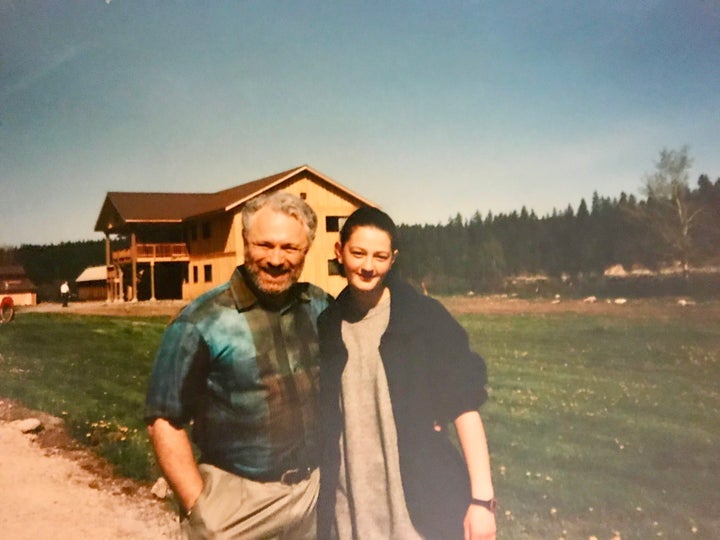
455,410,497,540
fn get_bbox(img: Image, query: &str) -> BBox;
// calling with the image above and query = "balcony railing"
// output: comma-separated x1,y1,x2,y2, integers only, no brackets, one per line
112,243,189,264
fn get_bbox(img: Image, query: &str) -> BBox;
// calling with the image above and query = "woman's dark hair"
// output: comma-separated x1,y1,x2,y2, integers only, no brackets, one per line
339,206,398,250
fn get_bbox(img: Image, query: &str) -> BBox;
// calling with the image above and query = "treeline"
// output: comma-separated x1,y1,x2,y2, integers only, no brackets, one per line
0,239,120,299
3,147,719,300
395,174,720,295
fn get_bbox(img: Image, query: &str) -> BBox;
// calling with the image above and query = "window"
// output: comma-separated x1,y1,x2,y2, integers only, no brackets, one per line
300,192,307,200
192,265,198,283
204,264,212,283
202,221,211,239
190,225,198,242
326,216,348,232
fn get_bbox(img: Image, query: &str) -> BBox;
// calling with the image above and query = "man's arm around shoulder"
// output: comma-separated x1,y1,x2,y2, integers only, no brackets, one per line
147,418,203,513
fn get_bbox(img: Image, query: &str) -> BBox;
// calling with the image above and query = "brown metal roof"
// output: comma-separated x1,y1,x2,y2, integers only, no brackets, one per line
0,265,28,278
95,165,374,233
0,266,37,293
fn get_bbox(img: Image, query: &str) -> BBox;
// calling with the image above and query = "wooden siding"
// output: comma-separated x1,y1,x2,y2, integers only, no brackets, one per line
77,283,107,301
278,175,360,297
181,213,237,299
182,252,237,300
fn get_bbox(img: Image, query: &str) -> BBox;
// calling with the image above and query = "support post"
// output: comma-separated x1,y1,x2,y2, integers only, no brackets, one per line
150,260,156,301
104,233,112,303
131,231,138,302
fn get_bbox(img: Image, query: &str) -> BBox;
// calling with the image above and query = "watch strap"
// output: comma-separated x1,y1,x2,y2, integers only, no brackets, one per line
470,497,497,512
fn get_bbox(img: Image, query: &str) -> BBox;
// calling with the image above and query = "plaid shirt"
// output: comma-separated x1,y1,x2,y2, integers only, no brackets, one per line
145,266,331,479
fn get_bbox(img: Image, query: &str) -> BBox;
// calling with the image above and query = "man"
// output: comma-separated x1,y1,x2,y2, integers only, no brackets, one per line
60,281,70,307
145,191,331,539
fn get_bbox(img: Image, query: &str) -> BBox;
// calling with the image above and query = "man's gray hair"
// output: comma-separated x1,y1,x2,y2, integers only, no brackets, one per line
241,191,318,245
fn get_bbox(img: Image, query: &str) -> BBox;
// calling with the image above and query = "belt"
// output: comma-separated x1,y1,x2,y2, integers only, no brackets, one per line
278,466,314,485
254,466,315,485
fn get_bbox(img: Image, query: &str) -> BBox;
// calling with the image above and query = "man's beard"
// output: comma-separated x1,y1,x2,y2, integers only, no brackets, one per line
244,259,303,298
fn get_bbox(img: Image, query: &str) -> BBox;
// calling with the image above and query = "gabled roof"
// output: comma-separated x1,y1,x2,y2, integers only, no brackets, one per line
95,165,374,233
0,265,28,279
0,265,37,293
75,265,108,283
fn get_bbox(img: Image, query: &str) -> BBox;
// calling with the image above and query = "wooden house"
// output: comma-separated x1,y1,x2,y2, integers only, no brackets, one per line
0,265,38,306
94,165,374,301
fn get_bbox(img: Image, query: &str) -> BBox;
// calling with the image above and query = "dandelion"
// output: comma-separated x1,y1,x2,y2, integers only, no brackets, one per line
636,506,643,512
691,526,698,534
550,507,557,516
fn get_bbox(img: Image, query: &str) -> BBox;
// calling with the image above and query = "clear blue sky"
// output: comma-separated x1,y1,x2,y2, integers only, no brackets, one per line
1,0,719,246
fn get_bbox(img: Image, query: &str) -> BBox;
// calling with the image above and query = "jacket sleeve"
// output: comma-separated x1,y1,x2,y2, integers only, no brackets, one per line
424,298,488,423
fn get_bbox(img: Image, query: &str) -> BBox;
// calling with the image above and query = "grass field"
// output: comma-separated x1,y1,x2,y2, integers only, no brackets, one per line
1,305,718,539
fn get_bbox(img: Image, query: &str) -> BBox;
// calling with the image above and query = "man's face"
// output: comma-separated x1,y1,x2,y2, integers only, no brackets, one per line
243,206,309,297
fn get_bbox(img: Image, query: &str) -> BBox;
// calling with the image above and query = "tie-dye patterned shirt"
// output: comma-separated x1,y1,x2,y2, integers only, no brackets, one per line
144,266,331,479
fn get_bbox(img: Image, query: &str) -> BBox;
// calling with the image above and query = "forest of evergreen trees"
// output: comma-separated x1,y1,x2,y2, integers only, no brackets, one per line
396,174,720,296
2,149,719,300
0,239,124,301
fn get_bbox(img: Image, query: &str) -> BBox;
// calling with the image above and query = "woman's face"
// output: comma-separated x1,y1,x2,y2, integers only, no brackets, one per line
335,225,397,295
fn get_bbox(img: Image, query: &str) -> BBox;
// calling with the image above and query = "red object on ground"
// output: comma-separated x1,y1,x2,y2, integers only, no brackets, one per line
0,296,14,324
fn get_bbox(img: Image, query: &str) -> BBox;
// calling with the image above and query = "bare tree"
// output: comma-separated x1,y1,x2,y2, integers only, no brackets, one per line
641,146,702,278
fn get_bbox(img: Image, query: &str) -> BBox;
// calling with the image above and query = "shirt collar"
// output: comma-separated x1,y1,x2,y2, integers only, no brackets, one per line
230,265,311,313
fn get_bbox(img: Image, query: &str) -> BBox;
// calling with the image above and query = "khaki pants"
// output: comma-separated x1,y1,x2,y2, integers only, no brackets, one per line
182,464,319,540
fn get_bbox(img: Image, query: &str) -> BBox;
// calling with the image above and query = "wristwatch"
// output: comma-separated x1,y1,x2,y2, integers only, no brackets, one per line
470,497,498,512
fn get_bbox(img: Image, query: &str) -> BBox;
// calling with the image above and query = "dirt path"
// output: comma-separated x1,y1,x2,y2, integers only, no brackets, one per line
0,400,178,540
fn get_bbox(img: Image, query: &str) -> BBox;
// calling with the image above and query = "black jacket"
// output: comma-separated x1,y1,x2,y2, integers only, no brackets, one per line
317,277,488,539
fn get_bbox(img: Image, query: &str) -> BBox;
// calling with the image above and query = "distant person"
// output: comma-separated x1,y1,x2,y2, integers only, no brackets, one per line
60,281,70,307
145,191,332,539
317,207,496,540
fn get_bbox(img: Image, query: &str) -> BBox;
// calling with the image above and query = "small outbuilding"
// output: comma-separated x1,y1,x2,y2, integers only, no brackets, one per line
0,265,38,306
75,265,109,301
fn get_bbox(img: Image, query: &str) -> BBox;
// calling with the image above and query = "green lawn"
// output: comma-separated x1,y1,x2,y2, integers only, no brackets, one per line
0,313,168,479
1,308,718,539
459,312,720,539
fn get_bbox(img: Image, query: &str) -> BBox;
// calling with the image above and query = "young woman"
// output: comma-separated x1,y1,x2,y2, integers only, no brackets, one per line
317,207,496,540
